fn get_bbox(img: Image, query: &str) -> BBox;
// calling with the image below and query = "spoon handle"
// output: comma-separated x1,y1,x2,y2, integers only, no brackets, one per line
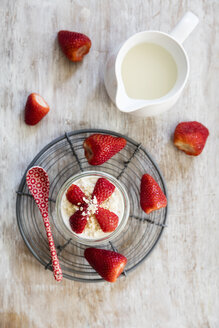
43,216,63,281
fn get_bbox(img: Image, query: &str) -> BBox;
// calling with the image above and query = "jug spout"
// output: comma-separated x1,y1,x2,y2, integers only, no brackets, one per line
115,84,149,114
104,54,149,114
104,57,162,117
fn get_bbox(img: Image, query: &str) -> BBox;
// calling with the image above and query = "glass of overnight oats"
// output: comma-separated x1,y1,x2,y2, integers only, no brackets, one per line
56,171,130,245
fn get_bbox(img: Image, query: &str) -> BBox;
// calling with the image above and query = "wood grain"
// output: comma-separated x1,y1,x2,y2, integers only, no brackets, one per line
0,0,219,327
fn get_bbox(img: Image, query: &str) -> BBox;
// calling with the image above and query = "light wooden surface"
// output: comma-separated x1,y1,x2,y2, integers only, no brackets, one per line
0,1,219,327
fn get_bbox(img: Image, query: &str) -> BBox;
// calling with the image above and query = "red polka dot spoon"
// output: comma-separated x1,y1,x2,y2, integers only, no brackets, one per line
26,166,63,281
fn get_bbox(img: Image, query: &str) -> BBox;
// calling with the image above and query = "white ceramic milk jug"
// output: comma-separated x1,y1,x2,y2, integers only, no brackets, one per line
104,12,199,117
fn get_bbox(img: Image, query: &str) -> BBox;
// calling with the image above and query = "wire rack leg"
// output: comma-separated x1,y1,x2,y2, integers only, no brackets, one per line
45,238,72,270
130,215,167,228
65,132,84,172
16,191,56,203
117,143,141,180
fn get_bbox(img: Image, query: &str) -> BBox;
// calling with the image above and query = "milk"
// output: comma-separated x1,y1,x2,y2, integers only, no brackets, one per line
121,43,177,100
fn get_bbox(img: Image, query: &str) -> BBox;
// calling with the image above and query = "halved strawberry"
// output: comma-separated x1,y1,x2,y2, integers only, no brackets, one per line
174,121,209,156
84,248,127,282
140,174,167,214
25,93,50,125
95,208,119,232
66,184,86,205
69,210,87,233
58,30,91,62
92,178,115,204
83,134,127,165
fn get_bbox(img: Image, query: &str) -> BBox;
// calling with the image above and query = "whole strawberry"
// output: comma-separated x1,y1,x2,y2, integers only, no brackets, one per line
92,178,115,204
84,248,127,282
83,134,127,165
174,121,209,156
58,30,91,62
140,174,167,214
25,93,50,125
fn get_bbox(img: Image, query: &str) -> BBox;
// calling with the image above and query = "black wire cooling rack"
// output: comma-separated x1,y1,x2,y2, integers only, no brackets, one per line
16,129,168,282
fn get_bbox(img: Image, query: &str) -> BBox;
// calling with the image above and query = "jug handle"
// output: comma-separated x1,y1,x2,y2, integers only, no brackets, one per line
170,11,199,44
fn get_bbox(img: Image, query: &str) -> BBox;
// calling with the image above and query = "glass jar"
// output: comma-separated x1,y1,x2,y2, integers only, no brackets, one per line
55,170,130,246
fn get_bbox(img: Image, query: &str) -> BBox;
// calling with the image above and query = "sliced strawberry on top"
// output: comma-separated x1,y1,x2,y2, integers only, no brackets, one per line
95,207,119,232
84,248,127,282
174,121,209,156
58,30,91,62
25,93,50,125
69,210,88,233
83,134,127,165
140,174,167,214
66,184,86,205
92,178,115,204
